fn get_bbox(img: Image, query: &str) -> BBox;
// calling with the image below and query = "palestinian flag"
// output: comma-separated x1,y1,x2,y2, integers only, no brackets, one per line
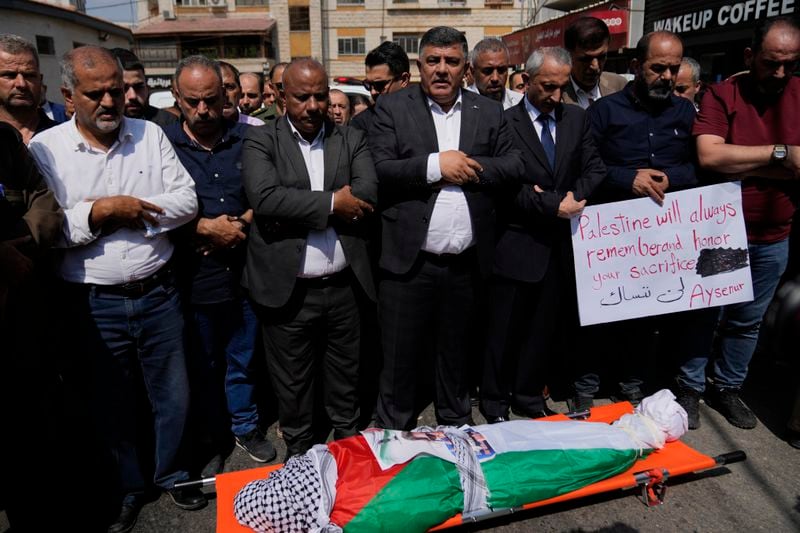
329,420,650,533
235,390,686,533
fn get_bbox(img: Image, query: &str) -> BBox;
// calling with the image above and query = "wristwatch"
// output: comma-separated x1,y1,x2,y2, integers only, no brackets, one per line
772,144,788,164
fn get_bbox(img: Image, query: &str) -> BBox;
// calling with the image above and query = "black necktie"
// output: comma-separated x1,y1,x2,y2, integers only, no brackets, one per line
537,114,555,170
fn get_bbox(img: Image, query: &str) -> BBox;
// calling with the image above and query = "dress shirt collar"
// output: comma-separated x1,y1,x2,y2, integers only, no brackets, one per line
171,119,243,151
66,115,135,153
426,90,463,115
286,115,325,146
571,76,601,102
524,95,556,123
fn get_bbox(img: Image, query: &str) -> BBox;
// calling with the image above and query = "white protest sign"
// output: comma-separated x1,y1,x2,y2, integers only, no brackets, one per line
570,182,753,326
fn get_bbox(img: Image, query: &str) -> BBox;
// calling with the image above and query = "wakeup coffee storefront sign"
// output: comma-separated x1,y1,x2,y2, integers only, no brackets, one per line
648,0,795,35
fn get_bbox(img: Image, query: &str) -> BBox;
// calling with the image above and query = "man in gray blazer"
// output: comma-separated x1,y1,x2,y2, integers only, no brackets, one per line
561,17,627,109
241,59,377,458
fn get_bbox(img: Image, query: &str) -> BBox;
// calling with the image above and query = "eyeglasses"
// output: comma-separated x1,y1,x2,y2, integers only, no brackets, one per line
674,84,692,94
363,78,396,93
478,66,509,76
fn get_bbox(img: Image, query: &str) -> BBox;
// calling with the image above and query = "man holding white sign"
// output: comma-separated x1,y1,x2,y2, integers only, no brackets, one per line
688,17,800,430
582,31,720,416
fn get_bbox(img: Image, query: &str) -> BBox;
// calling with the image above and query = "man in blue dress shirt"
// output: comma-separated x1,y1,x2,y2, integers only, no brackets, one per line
579,31,717,413
165,55,277,471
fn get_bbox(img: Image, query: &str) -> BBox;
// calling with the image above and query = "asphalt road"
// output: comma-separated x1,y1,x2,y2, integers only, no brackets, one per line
2,352,798,533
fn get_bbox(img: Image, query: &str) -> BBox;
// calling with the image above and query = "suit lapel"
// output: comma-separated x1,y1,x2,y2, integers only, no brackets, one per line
323,121,341,191
510,99,551,174
276,117,312,189
410,86,439,153
458,91,477,154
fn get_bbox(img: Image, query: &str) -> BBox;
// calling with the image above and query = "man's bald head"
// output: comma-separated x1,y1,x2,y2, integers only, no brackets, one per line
282,59,327,90
61,46,120,91
282,59,329,141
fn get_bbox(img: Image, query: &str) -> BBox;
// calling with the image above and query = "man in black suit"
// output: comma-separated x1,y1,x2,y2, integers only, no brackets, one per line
371,26,524,430
241,59,377,458
480,47,606,422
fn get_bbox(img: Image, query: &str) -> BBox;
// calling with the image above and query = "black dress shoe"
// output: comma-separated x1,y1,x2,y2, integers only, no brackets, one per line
167,487,207,511
107,502,140,533
484,415,508,424
786,429,800,449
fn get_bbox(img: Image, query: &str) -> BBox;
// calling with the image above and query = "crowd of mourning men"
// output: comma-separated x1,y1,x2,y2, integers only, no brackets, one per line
2,13,800,533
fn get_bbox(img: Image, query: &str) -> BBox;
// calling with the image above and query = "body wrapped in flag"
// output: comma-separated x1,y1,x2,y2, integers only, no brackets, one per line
235,390,687,533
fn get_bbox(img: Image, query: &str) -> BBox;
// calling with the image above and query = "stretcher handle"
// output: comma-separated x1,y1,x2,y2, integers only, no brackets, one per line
713,450,747,465
173,477,216,490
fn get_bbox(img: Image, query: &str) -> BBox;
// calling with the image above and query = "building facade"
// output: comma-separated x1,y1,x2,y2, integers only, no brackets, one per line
322,0,523,79
132,0,525,82
0,0,132,102
133,0,278,84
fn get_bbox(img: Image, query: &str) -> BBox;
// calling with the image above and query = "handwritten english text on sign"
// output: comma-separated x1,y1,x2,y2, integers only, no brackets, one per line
570,183,753,326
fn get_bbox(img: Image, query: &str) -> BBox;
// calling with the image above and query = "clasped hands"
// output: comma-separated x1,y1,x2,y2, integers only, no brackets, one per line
333,185,374,222
438,150,483,186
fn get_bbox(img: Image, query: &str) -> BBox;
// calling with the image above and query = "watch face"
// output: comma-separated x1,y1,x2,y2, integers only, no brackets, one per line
775,145,787,160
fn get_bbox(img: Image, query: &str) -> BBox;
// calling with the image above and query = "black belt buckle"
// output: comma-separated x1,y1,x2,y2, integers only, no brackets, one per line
118,280,148,297
97,266,171,298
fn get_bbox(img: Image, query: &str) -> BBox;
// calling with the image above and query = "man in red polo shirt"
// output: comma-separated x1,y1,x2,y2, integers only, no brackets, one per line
680,17,800,430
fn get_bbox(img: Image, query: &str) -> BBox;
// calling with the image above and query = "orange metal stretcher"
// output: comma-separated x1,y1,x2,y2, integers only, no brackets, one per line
198,402,745,533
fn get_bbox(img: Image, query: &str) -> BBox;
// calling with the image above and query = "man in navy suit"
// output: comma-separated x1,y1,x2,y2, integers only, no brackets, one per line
480,47,606,422
370,26,524,430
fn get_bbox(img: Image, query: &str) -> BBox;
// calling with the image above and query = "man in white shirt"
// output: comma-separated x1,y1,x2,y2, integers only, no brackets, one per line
370,27,524,430
467,37,523,110
28,45,201,533
561,17,627,109
241,58,377,459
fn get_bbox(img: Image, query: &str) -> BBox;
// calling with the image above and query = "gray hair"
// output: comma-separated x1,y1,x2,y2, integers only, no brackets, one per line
61,46,118,91
0,34,39,68
681,57,701,84
174,55,223,89
525,47,572,77
469,38,509,67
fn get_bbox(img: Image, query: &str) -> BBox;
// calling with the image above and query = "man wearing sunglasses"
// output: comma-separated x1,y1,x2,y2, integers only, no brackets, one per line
350,42,410,133
466,38,522,110
562,17,627,109
270,63,288,115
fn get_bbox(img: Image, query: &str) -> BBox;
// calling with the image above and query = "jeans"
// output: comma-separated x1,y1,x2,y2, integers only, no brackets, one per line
190,298,259,438
678,239,789,392
71,278,191,497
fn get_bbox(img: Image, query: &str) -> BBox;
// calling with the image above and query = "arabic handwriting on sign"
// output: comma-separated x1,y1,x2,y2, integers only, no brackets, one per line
622,286,651,301
600,286,651,306
656,277,685,303
600,288,620,306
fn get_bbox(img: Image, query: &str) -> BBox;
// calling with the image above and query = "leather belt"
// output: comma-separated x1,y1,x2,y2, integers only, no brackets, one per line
296,268,352,288
91,265,174,298
420,247,476,266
